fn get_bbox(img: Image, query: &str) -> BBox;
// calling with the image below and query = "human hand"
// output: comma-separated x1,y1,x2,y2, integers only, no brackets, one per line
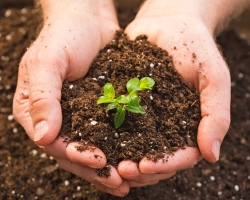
13,1,130,196
119,0,230,187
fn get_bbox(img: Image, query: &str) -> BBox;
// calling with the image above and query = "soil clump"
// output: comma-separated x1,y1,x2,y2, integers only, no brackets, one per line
60,31,201,170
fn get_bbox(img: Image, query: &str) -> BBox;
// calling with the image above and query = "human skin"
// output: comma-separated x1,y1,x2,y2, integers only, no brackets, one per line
13,0,249,197
13,0,131,196
117,0,249,188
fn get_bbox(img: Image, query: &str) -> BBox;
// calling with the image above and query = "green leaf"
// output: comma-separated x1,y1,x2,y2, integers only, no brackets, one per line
97,77,155,128
138,77,155,90
97,96,115,104
127,92,140,107
126,105,145,114
103,83,115,99
116,95,130,104
126,78,140,93
106,103,117,112
114,106,126,128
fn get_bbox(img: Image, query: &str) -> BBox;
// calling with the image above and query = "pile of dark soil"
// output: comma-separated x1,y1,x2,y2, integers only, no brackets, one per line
0,4,249,200
60,31,200,169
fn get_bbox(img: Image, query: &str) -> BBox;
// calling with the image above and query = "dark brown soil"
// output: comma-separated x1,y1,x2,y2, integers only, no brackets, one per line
0,4,249,200
60,31,201,170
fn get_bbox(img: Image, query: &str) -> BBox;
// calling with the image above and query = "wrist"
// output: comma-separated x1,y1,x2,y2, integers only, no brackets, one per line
138,0,250,36
40,0,117,23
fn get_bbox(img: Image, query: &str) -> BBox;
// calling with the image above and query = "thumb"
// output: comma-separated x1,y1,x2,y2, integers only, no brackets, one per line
196,52,231,163
29,48,67,146
15,46,67,146
197,81,231,162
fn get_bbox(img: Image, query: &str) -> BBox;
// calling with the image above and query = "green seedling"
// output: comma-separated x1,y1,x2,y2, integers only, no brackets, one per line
97,77,155,128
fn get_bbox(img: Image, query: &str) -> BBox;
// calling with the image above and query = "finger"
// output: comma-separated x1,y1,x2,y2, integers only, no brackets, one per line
13,56,34,136
128,180,159,188
25,43,68,146
118,160,176,183
94,180,130,197
66,142,107,168
139,147,202,174
13,44,67,146
57,159,123,189
118,160,139,179
43,137,107,168
197,61,230,162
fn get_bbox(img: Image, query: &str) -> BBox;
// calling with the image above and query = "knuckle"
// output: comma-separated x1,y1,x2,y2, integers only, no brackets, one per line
29,90,49,114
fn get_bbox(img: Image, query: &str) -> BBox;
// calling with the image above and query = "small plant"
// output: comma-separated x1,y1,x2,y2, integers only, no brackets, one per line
97,77,155,128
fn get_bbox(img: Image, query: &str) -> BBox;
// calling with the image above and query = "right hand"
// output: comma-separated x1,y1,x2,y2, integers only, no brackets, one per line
118,0,231,187
13,1,130,196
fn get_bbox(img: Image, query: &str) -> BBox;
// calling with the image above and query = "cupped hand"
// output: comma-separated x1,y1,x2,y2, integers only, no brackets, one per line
43,138,129,196
13,2,129,196
120,5,230,187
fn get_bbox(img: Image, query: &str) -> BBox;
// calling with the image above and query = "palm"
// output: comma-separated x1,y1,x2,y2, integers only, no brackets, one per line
34,16,118,82
13,11,130,196
118,15,230,185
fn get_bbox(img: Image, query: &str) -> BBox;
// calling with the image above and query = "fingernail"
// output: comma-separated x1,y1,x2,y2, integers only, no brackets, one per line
34,120,48,141
212,140,221,161
140,170,156,174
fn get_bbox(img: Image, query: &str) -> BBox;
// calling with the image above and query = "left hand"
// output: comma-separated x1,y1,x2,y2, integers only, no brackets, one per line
13,1,130,196
118,1,230,187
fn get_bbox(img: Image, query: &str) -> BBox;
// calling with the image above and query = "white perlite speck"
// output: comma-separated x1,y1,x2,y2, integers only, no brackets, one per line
69,85,74,89
234,185,239,191
5,10,12,17
181,121,187,125
150,63,154,68
5,85,11,90
7,115,14,121
49,156,54,160
1,56,9,61
6,34,12,41
98,75,105,79
196,182,202,187
13,128,18,133
90,121,98,126
77,186,81,191
31,149,38,156
121,142,126,147
238,73,244,79
21,8,28,14
114,133,119,138
64,180,70,186
40,153,47,158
